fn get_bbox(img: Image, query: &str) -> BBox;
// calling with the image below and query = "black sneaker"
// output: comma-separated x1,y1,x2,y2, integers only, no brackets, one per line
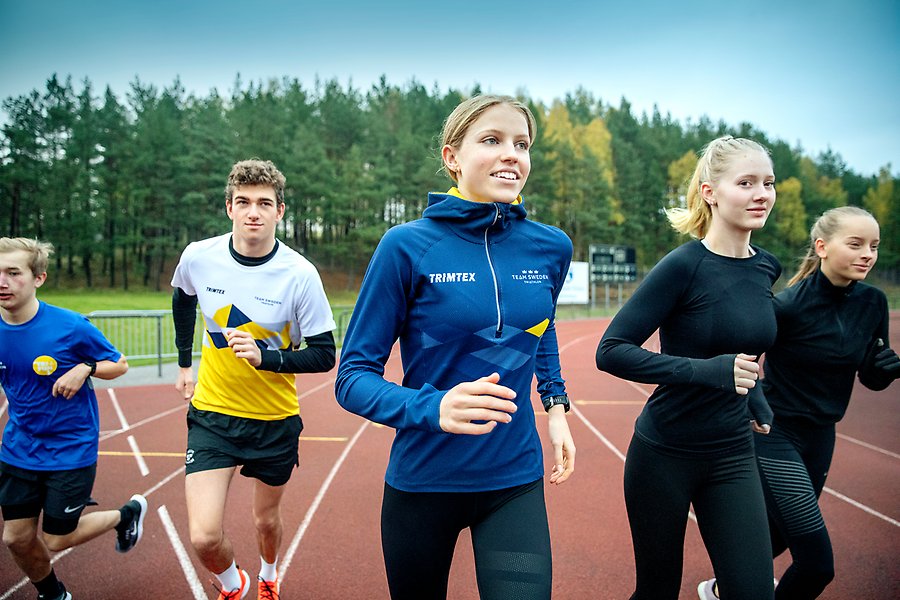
37,583,73,600
115,493,148,553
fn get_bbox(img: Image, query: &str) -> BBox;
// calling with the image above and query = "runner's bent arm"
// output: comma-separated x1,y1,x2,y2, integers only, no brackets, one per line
597,251,735,390
256,331,336,373
172,287,198,368
52,355,128,399
858,299,899,391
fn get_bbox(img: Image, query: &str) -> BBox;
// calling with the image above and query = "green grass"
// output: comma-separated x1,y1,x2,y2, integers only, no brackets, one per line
39,289,173,313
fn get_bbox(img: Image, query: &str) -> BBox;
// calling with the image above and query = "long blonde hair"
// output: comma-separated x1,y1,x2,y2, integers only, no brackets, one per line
667,136,772,238
787,205,877,286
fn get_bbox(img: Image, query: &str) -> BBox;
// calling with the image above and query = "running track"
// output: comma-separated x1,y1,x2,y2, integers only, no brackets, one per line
1,317,898,599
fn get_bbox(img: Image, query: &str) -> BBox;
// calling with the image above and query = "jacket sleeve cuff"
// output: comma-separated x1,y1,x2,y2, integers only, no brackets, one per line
257,349,282,372
178,349,193,368
689,354,736,391
748,384,774,425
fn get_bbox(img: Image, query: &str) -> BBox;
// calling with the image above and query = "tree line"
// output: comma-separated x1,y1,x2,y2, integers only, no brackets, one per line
2,74,897,291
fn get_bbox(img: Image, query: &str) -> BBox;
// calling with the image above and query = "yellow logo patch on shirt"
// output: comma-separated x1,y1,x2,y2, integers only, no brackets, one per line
33,355,58,376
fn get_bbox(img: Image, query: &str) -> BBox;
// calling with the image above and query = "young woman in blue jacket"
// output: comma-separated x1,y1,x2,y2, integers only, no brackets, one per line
699,206,899,599
335,94,575,600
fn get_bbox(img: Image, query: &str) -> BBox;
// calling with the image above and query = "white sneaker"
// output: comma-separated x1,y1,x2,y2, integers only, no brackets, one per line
697,576,777,598
697,578,718,600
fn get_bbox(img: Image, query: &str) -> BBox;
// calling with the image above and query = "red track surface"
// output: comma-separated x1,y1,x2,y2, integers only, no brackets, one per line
2,316,898,599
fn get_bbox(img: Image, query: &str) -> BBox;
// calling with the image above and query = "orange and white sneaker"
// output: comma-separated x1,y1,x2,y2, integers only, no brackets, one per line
216,568,250,600
258,575,280,600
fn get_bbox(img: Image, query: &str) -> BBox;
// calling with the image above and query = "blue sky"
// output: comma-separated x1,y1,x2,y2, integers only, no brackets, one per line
1,0,898,176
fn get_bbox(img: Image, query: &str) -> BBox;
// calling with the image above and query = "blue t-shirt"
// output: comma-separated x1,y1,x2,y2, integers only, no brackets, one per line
0,302,121,470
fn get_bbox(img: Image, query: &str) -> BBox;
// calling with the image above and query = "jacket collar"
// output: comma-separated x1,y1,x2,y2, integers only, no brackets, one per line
422,188,527,243
811,267,856,299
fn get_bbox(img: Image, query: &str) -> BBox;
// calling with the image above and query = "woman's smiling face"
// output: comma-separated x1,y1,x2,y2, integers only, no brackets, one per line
441,103,531,204
817,213,880,286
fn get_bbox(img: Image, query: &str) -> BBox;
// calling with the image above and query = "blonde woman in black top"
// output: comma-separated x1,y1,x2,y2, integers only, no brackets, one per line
699,206,898,599
598,136,779,600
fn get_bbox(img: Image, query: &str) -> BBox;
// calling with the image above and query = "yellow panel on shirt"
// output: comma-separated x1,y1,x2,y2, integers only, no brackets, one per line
171,235,336,420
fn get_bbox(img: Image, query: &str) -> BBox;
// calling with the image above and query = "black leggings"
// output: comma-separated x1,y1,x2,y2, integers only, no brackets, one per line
623,435,774,600
380,479,551,600
754,420,836,599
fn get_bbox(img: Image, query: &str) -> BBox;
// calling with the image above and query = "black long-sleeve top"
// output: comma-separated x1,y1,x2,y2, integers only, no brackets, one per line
762,268,893,426
597,240,781,456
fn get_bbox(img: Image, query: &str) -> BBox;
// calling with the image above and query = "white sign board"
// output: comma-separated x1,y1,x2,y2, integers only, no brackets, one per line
558,261,589,304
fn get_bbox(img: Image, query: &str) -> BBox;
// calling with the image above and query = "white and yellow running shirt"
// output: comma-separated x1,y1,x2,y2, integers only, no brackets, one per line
172,234,336,420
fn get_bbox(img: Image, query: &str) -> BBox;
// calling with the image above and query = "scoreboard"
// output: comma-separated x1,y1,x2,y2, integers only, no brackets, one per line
589,244,636,283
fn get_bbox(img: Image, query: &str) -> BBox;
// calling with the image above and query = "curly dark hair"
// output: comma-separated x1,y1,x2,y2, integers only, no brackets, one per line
225,159,286,205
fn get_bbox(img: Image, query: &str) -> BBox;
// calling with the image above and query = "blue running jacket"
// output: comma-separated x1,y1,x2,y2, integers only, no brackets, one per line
336,191,573,492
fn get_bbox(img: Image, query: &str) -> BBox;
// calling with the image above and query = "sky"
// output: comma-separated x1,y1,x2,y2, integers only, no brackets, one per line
1,0,898,176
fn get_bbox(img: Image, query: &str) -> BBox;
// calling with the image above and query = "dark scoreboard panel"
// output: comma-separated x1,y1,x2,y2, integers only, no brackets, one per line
590,244,636,283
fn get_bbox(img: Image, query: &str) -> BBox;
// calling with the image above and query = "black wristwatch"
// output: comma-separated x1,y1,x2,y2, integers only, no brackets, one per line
83,361,97,377
542,394,570,413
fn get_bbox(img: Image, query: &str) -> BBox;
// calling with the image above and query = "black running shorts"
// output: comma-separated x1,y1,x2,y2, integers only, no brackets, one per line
0,461,97,535
185,405,303,487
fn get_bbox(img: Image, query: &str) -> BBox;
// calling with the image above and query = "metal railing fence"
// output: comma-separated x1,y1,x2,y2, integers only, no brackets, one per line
85,306,355,377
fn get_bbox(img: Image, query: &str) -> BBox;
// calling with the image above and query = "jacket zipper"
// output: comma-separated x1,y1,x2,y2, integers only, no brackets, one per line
483,205,503,338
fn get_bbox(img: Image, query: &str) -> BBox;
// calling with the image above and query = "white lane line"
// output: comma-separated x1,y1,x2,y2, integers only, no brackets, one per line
558,333,598,353
144,465,185,497
108,388,129,429
572,401,698,523
564,332,695,520
159,504,208,600
99,403,185,442
625,379,651,398
0,548,74,599
296,378,334,400
837,433,900,460
128,434,150,476
280,420,369,578
1,553,61,598
560,332,630,463
571,403,626,463
823,487,900,527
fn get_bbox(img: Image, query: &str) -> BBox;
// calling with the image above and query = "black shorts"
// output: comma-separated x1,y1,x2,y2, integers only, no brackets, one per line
185,405,303,487
0,461,97,535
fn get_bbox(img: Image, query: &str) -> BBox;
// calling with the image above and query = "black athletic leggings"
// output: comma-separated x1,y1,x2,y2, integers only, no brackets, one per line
623,434,774,600
754,419,836,600
380,479,552,600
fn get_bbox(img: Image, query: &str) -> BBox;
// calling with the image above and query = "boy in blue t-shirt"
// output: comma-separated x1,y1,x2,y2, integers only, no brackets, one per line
0,237,147,600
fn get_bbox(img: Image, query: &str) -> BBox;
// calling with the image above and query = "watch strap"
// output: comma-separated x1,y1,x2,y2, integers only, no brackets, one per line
542,394,570,413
